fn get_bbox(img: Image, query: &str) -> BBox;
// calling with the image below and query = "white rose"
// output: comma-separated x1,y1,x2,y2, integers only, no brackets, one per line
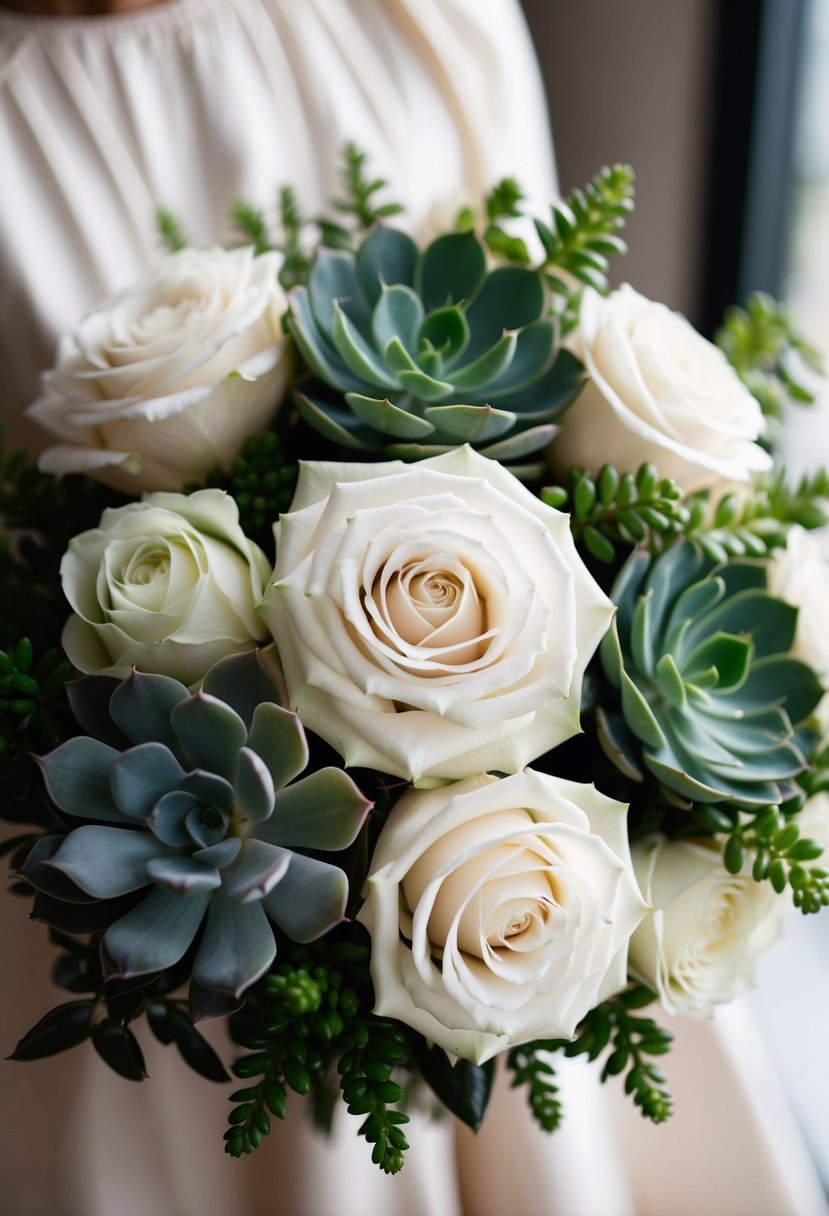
357,771,647,1064
260,446,613,781
629,835,784,1019
28,247,291,494
768,526,829,735
61,489,271,686
553,285,772,492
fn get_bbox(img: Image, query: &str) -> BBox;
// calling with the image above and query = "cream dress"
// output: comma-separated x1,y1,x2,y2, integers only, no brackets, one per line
0,3,824,1214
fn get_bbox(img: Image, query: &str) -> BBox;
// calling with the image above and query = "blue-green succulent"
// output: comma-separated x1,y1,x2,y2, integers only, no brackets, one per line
288,226,583,473
599,541,823,808
23,648,371,1005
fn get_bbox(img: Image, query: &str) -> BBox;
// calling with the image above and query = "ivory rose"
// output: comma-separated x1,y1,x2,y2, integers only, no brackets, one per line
628,835,784,1019
60,489,271,686
357,770,647,1064
260,446,614,781
28,247,291,493
553,285,772,492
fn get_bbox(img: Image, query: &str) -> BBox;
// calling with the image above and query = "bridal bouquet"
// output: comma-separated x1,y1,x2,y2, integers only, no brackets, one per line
4,148,828,1173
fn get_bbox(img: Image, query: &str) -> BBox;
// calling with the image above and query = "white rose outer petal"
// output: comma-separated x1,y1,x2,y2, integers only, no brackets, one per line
628,835,785,1019
28,247,291,494
357,771,647,1064
554,285,773,494
261,446,614,782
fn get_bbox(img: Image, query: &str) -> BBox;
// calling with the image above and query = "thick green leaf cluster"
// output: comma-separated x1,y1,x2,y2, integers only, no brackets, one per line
227,939,412,1173
600,541,823,807
289,226,582,473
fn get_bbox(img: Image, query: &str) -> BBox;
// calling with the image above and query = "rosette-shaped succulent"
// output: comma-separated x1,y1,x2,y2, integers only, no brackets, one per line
599,541,823,807
288,227,582,470
23,649,371,1005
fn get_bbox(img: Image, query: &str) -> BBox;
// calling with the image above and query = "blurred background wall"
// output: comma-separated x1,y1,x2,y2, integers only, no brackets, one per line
522,0,718,319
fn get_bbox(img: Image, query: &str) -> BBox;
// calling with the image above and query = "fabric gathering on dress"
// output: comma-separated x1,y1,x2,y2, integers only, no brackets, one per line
0,1,825,1213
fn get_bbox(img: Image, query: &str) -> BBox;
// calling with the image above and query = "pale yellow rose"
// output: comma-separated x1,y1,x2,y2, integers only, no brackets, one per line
358,771,647,1064
553,285,772,493
29,247,291,493
61,489,271,686
260,446,614,781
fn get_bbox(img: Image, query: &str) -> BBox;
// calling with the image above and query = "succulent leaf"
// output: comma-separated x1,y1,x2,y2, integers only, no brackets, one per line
200,645,285,730
145,855,222,893
356,226,419,303
109,669,190,751
246,703,309,791
223,839,291,904
49,825,162,898
260,852,348,942
605,541,823,807
105,887,212,977
235,747,276,823
38,737,128,823
111,742,186,820
171,693,247,781
192,895,276,997
19,834,98,903
254,767,372,851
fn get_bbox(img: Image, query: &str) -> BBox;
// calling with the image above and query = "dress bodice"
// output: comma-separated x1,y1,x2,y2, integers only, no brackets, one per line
0,0,556,454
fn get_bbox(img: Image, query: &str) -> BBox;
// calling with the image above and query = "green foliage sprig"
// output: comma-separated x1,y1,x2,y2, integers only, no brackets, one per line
542,462,690,562
508,987,672,1131
231,201,273,257
716,291,824,422
155,206,189,253
317,143,404,251
481,177,532,264
11,929,228,1083
536,164,635,330
226,938,412,1173
506,1043,564,1132
564,986,673,1122
722,805,829,913
543,460,829,564
276,186,311,290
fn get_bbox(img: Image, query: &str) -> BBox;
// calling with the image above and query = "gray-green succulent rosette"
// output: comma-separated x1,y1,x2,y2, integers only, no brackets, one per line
288,227,583,472
21,648,370,1011
599,540,824,807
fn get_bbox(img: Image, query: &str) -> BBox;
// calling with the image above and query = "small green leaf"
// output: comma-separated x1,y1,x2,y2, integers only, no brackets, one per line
410,1039,494,1131
9,1000,94,1061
